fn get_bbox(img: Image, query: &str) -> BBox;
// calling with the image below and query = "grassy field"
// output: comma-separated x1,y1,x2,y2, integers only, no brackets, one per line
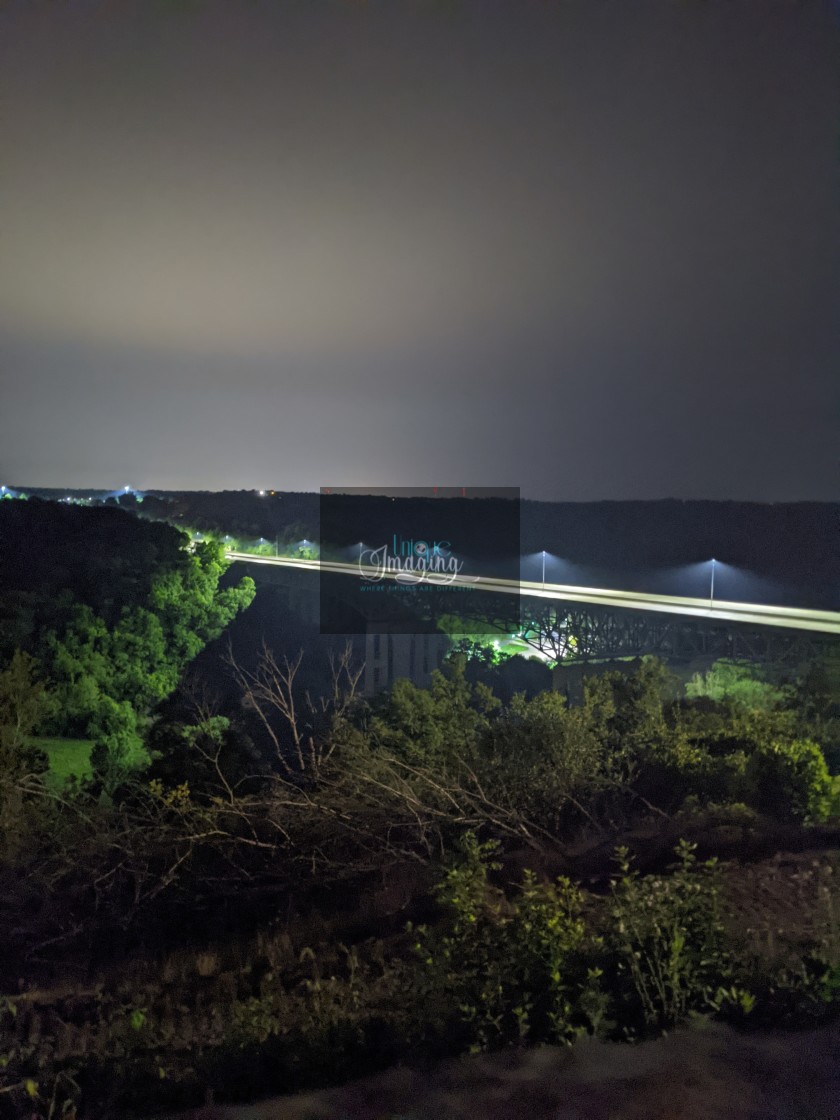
32,737,94,787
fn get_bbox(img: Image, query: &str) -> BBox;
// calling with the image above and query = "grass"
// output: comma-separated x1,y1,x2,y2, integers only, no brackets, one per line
31,736,94,788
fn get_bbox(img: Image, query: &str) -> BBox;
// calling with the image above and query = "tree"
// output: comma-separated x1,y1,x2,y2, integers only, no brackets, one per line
368,656,499,772
40,541,256,754
686,660,789,712
0,650,48,748
227,640,364,777
745,738,833,823
0,651,49,858
478,690,609,836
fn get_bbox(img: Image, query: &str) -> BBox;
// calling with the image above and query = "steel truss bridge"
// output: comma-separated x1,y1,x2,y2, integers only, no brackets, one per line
515,599,836,665
227,553,840,665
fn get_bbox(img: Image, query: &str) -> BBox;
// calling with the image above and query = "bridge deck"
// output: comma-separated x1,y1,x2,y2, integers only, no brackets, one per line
225,553,840,636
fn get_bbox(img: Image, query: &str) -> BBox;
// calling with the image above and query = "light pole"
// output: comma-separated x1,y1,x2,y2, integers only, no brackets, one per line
709,558,716,610
541,550,546,588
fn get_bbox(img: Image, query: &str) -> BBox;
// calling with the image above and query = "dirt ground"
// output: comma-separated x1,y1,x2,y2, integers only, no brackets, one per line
172,1020,840,1120
718,847,840,960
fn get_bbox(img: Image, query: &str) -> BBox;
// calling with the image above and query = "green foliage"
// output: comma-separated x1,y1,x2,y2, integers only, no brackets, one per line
31,737,93,788
147,715,266,798
583,658,676,762
38,538,255,783
0,650,48,751
149,539,255,664
607,841,731,1030
448,638,503,665
416,833,590,1050
786,656,840,774
369,657,499,771
0,652,50,858
686,660,789,712
581,660,721,814
478,691,611,835
744,738,833,823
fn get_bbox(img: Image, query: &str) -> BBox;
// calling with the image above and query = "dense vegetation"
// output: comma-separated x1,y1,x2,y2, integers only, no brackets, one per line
2,501,840,1117
2,654,840,1114
0,499,255,802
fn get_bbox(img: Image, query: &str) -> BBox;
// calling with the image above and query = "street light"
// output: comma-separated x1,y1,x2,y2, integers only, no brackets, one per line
709,558,716,610
541,549,546,588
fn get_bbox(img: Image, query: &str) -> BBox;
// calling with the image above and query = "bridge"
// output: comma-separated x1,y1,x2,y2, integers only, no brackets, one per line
226,551,840,666
227,552,840,634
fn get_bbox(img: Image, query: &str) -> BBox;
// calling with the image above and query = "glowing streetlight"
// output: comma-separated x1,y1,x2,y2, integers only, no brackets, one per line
710,558,717,610
541,549,546,588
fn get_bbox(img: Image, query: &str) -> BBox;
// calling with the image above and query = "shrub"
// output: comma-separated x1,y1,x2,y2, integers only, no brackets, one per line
606,840,731,1030
478,691,609,835
415,833,590,1050
686,660,789,712
744,738,833,823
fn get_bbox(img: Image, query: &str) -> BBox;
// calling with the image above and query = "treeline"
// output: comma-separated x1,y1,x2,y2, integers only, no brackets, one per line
140,489,318,544
128,491,840,608
0,500,255,782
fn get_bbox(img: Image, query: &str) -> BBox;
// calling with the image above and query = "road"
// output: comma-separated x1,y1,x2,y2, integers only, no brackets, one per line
225,552,840,636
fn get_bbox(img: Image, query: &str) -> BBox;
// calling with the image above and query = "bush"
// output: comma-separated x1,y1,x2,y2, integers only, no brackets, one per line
478,691,609,835
606,840,732,1030
686,660,789,712
744,738,833,823
415,833,592,1050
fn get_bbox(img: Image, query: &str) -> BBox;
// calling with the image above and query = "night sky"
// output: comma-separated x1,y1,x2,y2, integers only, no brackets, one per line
2,0,837,500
